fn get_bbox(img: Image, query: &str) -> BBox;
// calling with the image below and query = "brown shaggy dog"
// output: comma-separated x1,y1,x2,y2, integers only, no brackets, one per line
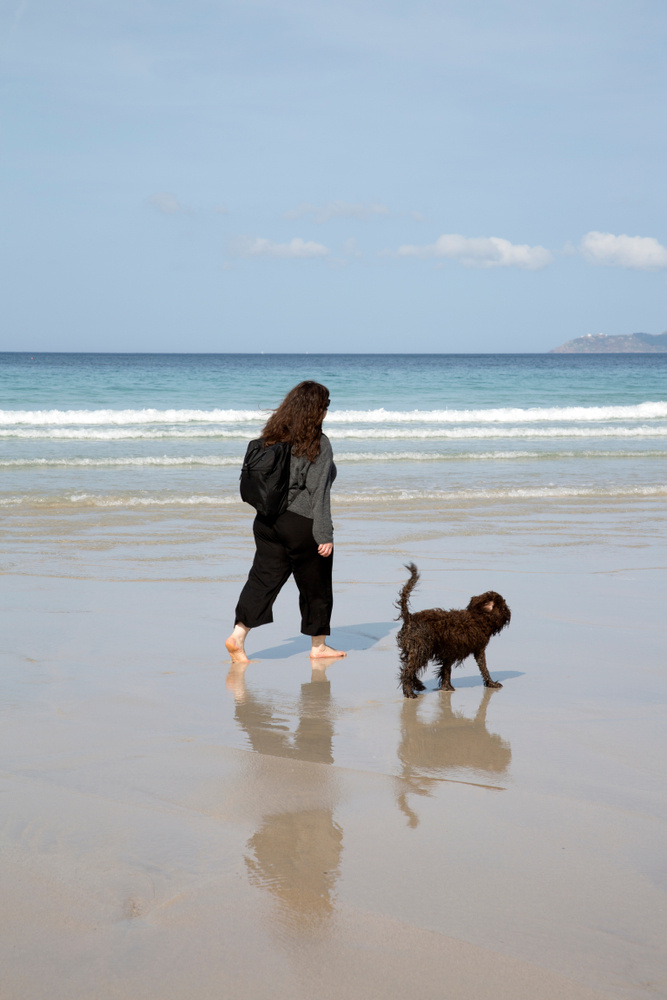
396,563,511,698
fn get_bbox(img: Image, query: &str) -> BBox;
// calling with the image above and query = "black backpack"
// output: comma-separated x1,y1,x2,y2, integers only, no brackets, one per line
239,438,292,522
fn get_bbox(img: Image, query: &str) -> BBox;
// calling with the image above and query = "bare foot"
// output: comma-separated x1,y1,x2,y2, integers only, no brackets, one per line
310,644,346,659
225,634,249,664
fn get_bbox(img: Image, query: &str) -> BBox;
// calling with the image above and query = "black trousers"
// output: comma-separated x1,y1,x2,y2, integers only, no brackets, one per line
235,511,333,636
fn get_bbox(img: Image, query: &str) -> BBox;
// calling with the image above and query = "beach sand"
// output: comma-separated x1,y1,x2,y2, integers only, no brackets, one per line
1,496,666,999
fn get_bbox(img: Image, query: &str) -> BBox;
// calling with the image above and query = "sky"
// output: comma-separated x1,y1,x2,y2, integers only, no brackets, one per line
2,0,667,353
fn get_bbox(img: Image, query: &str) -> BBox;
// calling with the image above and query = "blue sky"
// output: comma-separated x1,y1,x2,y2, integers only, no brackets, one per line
2,0,666,352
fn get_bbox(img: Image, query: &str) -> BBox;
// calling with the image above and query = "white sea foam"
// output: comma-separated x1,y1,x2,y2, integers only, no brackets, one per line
71,494,238,507
0,493,239,507
336,484,667,502
0,455,242,468
3,425,667,442
335,449,667,462
2,449,665,469
2,484,665,509
0,450,656,470
0,428,251,440
0,408,266,426
1,401,666,427
331,426,667,440
336,450,535,461
326,402,667,423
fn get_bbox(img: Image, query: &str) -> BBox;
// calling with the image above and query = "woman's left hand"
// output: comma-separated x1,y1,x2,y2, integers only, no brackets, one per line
317,542,333,557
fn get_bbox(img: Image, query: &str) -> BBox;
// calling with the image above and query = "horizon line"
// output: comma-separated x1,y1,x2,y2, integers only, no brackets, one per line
1,350,657,357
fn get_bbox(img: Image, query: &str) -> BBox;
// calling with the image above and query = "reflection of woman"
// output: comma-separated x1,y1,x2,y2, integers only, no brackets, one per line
245,808,343,927
229,670,343,928
226,381,346,662
232,671,335,764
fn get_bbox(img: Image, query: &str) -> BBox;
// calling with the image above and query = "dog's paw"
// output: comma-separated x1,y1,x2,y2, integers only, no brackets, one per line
438,682,455,692
402,687,419,699
485,680,503,689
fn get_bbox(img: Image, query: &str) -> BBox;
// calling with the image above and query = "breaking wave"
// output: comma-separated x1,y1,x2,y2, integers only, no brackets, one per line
2,449,667,468
3,425,667,442
1,401,666,427
2,484,666,509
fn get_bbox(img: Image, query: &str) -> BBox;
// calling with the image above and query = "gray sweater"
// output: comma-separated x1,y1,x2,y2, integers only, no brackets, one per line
286,433,336,544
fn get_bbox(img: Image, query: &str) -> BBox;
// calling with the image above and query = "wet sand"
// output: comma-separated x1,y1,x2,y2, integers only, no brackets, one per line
1,498,666,999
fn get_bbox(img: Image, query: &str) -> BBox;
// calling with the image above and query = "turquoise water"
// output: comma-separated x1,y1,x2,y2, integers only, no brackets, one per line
1,352,666,507
2,351,666,409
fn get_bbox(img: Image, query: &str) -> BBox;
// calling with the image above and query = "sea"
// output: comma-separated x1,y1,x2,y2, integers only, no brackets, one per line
4,352,667,1000
1,352,666,515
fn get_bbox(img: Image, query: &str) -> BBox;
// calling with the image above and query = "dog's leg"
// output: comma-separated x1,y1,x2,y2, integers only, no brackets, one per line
399,651,415,698
401,652,427,698
475,648,502,688
436,658,455,692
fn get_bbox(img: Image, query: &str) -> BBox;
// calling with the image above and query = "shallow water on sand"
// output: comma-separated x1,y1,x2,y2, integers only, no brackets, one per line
2,493,666,1000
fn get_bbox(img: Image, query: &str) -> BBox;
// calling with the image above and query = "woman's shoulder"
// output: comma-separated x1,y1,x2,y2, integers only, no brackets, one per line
318,433,333,457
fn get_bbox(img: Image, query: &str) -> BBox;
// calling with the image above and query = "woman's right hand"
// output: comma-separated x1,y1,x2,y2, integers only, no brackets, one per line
317,542,333,557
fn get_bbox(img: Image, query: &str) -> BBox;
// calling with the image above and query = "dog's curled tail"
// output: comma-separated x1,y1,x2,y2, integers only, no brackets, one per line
395,562,419,621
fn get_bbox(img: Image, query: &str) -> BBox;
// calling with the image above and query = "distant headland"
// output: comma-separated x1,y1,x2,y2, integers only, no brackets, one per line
550,331,667,353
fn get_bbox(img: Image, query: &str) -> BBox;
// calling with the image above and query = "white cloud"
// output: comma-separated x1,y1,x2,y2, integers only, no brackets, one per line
148,192,185,215
342,237,362,257
394,234,553,270
234,236,330,259
579,231,667,270
285,201,390,223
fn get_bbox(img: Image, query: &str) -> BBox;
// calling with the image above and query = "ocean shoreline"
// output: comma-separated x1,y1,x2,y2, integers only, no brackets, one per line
2,496,667,999
1,350,665,998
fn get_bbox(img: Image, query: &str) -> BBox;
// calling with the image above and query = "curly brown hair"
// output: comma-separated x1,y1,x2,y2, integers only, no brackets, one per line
261,381,330,462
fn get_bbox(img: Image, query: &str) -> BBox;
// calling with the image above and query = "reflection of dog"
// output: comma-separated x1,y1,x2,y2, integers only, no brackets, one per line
396,689,511,825
396,564,511,698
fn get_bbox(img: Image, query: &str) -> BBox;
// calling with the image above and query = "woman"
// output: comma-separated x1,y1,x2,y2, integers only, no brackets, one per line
226,381,346,663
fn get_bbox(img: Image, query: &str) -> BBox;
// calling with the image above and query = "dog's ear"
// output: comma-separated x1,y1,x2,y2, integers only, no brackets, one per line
468,592,506,615
468,593,495,614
